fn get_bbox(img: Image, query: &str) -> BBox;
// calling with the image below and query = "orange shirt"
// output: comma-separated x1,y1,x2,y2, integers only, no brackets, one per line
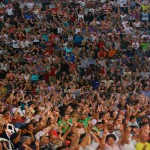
108,49,116,58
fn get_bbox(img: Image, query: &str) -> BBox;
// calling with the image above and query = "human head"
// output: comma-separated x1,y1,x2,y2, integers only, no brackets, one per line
106,134,116,146
20,126,27,134
21,136,31,145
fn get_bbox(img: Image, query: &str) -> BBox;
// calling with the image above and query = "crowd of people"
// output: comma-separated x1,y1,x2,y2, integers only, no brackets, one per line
0,0,150,149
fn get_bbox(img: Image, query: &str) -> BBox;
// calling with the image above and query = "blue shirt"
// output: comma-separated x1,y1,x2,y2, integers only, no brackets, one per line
42,35,49,42
31,74,39,81
64,47,73,53
74,35,83,43
24,14,33,20
142,91,150,98
65,54,75,62
63,22,69,27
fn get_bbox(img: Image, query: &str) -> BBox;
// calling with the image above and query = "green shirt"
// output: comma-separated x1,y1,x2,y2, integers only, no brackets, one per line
93,126,101,133
58,118,72,133
141,42,149,51
78,117,91,127
0,22,4,28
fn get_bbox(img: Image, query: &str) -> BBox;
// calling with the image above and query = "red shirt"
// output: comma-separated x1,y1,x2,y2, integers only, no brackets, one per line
98,42,105,49
100,68,106,75
49,67,57,76
98,51,106,58
12,117,25,124
51,8,59,13
44,72,49,83
31,88,37,95
45,49,53,56
70,15,76,22
46,40,54,48
49,34,57,40
69,63,76,73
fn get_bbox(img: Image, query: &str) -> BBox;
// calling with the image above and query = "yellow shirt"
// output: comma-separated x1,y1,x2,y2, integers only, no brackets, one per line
141,5,149,12
0,86,7,94
136,142,150,150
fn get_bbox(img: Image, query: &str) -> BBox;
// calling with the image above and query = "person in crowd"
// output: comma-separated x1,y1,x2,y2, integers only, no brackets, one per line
0,0,149,150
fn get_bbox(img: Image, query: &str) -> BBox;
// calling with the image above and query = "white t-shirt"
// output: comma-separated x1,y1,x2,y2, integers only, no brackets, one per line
3,34,8,40
89,8,95,14
23,73,30,81
122,21,128,27
12,40,19,48
79,141,99,150
124,26,133,34
0,63,9,71
91,119,97,125
140,72,149,79
12,108,25,117
0,3,5,8
142,34,150,39
26,2,34,9
85,142,99,150
6,8,13,16
35,131,45,140
0,15,4,20
90,21,100,26
37,14,43,20
105,142,120,150
91,34,97,42
78,14,84,20
36,2,42,9
19,41,25,49
75,28,81,34
131,42,140,49
33,37,40,43
57,27,63,34
118,0,127,7
78,0,86,7
33,114,40,122
25,40,31,47
133,22,141,28
119,140,136,150
120,14,127,20
0,48,3,54
33,9,40,15
20,2,26,9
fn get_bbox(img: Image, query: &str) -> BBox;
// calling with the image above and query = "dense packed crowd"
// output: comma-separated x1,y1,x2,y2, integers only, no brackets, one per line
0,0,150,150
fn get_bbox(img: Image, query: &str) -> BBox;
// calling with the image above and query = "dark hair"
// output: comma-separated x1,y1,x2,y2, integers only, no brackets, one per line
3,109,9,114
130,115,136,121
139,122,149,128
131,125,139,131
106,134,116,142
20,126,27,130
97,121,104,125
25,123,33,128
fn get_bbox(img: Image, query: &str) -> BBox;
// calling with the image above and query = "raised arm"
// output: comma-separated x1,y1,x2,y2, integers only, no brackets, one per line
135,0,142,6
12,130,21,144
